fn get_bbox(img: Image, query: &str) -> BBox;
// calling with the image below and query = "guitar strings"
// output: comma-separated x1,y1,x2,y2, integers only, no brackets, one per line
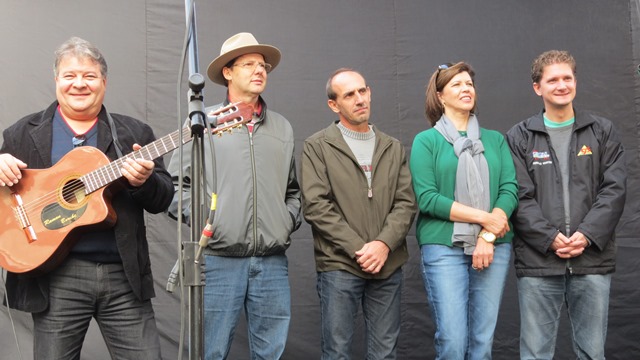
16,142,168,214
16,119,246,215
14,131,171,215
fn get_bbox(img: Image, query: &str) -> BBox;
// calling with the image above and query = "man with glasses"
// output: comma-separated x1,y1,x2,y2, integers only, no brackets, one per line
301,68,416,359
0,37,173,359
167,32,301,359
506,50,627,359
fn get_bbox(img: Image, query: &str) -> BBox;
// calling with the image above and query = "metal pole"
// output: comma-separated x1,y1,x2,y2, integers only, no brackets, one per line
183,1,205,359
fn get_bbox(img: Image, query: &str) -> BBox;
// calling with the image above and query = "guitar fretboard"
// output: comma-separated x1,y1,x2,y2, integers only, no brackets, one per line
78,102,250,194
80,127,192,194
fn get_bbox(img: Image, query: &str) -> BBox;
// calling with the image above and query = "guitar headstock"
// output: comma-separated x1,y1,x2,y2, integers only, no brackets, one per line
207,102,254,136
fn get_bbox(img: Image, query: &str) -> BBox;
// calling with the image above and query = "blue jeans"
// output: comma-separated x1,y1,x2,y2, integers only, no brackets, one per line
317,269,403,360
32,258,161,360
518,274,611,360
421,243,511,360
203,254,290,360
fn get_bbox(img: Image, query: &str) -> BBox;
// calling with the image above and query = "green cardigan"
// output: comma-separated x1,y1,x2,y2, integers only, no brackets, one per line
409,127,518,246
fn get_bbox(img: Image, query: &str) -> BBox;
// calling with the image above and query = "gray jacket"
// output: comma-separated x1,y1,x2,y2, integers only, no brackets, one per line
167,98,301,256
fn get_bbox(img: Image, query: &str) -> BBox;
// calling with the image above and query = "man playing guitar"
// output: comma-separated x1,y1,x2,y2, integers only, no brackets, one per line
0,36,173,359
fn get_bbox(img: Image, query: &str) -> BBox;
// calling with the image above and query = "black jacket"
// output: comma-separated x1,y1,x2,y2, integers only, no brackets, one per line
1,101,173,313
506,109,626,277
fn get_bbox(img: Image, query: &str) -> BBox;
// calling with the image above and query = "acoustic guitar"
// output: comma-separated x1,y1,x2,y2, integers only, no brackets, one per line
0,102,251,275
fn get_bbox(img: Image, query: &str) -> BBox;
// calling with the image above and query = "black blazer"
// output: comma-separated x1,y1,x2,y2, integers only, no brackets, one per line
2,101,173,313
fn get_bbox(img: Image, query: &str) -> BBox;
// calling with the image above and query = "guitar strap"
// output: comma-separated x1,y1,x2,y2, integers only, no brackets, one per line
106,111,125,158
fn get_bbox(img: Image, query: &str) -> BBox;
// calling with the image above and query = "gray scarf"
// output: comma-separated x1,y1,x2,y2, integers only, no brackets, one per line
434,114,490,255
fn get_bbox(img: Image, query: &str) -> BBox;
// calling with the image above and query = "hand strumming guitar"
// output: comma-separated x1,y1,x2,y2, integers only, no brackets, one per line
0,153,27,187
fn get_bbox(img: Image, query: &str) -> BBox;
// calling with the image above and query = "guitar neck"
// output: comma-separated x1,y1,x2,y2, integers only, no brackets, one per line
78,102,251,194
81,127,192,194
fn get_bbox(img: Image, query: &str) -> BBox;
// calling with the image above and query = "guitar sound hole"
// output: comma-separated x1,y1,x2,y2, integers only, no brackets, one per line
61,179,87,205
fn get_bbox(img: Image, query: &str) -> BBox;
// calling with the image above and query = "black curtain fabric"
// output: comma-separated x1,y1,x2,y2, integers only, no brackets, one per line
1,1,638,359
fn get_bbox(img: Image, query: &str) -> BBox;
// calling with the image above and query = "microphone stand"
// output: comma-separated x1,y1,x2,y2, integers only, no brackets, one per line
182,1,206,359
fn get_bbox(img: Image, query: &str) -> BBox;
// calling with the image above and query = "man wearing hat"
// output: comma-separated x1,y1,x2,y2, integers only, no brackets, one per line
167,32,301,359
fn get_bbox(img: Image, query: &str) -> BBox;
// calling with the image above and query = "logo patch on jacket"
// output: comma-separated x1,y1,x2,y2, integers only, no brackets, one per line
532,150,552,166
577,145,593,156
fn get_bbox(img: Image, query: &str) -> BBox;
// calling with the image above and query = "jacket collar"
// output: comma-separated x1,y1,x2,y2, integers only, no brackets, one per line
28,102,58,167
95,106,116,154
28,101,114,166
224,93,267,123
526,107,594,133
325,120,391,161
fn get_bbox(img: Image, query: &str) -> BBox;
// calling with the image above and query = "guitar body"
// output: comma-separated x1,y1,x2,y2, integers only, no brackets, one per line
0,102,252,275
0,147,117,275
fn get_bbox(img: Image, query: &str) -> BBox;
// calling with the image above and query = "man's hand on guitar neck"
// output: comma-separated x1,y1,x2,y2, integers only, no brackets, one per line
120,143,155,188
0,153,27,187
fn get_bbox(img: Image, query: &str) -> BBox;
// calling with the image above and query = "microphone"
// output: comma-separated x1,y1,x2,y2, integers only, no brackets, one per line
187,73,206,134
194,222,213,264
166,219,214,293
166,260,180,293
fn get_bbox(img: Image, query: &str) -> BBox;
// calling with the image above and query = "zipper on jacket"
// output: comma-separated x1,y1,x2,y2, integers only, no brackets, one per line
546,130,575,277
365,138,391,200
248,124,258,256
327,133,392,200
328,138,376,199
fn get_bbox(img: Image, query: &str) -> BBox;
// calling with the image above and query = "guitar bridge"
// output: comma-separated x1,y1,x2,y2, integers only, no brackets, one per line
13,193,38,242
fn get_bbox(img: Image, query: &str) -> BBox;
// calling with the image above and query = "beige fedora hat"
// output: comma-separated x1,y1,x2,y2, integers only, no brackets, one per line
206,32,281,85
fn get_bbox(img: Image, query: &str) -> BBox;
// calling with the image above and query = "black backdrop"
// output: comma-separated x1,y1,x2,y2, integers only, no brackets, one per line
1,1,638,359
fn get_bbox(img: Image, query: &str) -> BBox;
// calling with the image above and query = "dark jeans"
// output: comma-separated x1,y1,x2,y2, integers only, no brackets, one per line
32,258,161,360
317,269,403,360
